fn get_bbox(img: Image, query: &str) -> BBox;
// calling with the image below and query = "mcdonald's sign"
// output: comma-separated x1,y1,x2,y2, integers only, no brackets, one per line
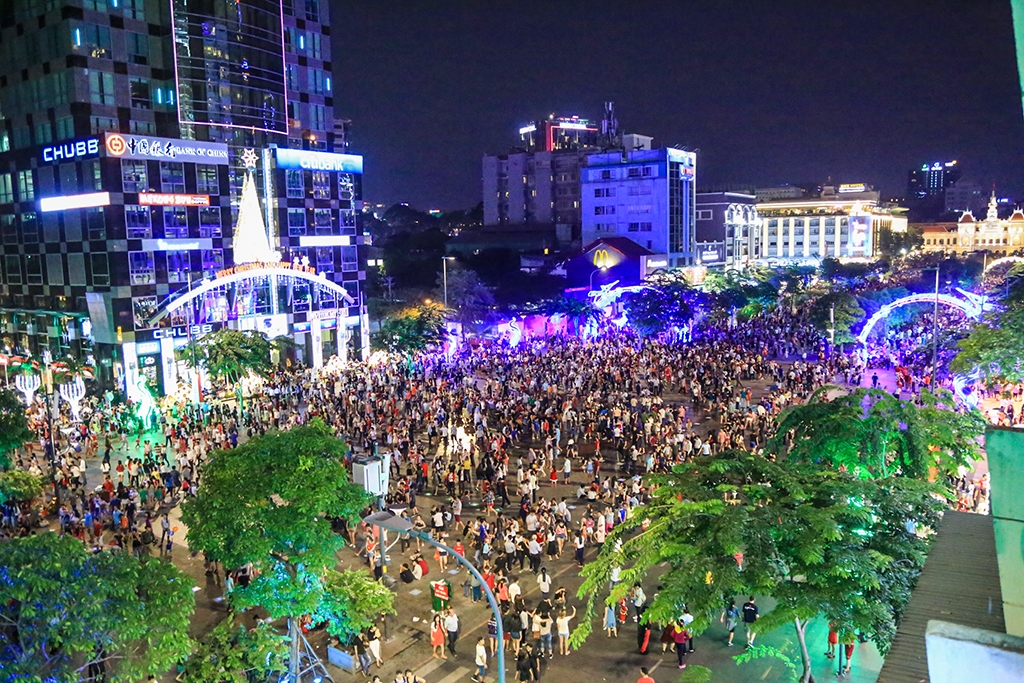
593,248,613,268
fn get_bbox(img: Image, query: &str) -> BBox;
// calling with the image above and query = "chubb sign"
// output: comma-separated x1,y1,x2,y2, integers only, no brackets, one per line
42,138,100,163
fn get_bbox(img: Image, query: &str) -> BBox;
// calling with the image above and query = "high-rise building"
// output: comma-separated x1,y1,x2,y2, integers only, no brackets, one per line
580,148,697,267
907,160,961,199
0,0,367,397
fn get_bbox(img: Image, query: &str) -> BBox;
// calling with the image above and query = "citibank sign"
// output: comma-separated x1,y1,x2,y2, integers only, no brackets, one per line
42,138,100,163
275,148,363,174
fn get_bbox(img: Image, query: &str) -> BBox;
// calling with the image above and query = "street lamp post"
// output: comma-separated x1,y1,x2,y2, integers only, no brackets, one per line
442,256,456,310
930,264,940,385
364,511,505,683
589,265,608,291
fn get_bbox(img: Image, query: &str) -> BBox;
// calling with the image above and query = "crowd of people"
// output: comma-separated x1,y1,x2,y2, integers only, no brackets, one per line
0,302,1002,682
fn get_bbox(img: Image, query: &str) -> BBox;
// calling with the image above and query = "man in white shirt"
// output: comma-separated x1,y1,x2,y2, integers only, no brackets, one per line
444,608,460,656
473,636,488,682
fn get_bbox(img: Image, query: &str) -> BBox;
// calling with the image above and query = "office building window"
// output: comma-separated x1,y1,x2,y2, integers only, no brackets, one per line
341,246,357,272
125,205,152,238
288,208,307,236
308,69,327,95
286,170,304,198
314,208,332,234
594,205,614,215
127,32,149,64
310,105,326,131
121,0,145,20
312,171,331,199
87,70,115,105
122,160,148,192
85,208,105,240
73,24,111,58
34,122,53,145
196,165,219,194
84,160,103,191
202,249,223,278
306,0,321,21
696,210,713,220
166,251,190,284
160,162,185,193
16,171,35,201
4,256,21,284
129,120,156,135
129,251,154,284
129,78,151,109
1,215,16,244
25,255,43,285
340,210,357,233
0,174,12,203
90,116,118,133
163,207,188,238
317,247,334,272
199,207,221,237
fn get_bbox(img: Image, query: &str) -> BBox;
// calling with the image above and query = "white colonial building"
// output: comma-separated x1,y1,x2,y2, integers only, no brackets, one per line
920,193,1024,255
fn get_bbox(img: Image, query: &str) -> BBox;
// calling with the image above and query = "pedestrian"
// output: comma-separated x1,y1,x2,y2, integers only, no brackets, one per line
637,666,656,683
742,596,759,647
825,622,838,659
556,607,576,655
444,607,460,656
672,621,689,669
367,624,383,667
604,602,618,638
473,636,488,682
430,614,447,659
721,598,739,647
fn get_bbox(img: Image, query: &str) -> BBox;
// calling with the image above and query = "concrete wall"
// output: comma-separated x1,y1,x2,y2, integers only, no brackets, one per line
926,620,1024,683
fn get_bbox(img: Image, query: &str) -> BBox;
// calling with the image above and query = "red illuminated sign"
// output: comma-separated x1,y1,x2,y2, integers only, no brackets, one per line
138,193,211,207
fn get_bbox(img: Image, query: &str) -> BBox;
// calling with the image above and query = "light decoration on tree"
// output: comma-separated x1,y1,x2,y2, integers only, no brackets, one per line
587,280,655,310
59,375,86,422
15,373,40,406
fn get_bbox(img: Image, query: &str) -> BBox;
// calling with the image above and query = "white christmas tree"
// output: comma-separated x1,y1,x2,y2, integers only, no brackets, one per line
233,165,279,264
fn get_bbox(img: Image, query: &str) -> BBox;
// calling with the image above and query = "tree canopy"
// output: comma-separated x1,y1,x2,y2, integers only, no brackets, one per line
952,278,1024,382
179,619,287,683
622,283,693,337
0,387,32,468
0,470,44,506
0,533,195,683
771,387,984,484
435,264,495,327
807,291,865,345
571,451,943,683
374,302,447,353
181,328,273,386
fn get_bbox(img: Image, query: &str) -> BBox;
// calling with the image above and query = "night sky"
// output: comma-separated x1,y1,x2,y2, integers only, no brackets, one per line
332,0,1024,210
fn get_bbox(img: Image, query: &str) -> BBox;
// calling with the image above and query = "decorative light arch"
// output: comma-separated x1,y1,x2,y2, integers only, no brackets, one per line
983,255,1024,273
856,288,990,346
150,262,356,325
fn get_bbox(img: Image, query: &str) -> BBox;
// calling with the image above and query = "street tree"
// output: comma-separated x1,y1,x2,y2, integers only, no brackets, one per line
0,469,43,506
807,291,865,345
622,284,693,337
180,618,287,683
374,302,447,353
180,420,393,680
544,296,601,336
435,264,496,329
771,387,985,485
571,451,943,683
0,532,194,682
952,277,1024,381
181,328,274,386
0,387,32,468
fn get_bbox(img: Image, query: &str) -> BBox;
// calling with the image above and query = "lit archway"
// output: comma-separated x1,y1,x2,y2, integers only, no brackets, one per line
983,255,1024,273
856,289,989,346
150,262,356,325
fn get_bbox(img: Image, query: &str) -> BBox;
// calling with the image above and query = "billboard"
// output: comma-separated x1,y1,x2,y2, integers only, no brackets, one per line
848,215,872,255
274,148,363,174
105,133,229,165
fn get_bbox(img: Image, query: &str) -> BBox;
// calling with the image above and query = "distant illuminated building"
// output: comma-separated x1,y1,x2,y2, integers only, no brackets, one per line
920,192,1024,254
907,160,961,199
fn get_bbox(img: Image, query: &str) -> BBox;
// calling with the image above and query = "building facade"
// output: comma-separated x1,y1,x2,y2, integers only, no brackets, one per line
580,148,697,267
695,192,760,269
907,160,960,199
0,0,368,396
919,193,1024,254
754,187,907,264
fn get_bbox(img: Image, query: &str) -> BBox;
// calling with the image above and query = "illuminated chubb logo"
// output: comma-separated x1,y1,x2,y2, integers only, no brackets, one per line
42,138,99,163
593,249,612,268
154,324,213,339
274,148,363,173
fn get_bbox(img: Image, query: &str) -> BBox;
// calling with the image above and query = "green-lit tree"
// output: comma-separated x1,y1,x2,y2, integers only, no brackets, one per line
374,302,447,353
0,532,194,682
180,420,393,681
544,296,601,336
570,451,943,683
0,387,32,468
952,276,1024,381
808,291,865,345
0,470,43,507
622,284,693,337
181,328,273,385
180,618,287,683
771,387,985,485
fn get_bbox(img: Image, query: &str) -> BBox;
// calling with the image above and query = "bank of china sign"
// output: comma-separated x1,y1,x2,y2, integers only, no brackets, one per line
104,133,229,165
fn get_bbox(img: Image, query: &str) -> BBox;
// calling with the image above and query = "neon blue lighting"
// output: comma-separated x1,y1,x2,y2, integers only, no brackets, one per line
856,288,989,345
274,148,363,173
74,28,81,47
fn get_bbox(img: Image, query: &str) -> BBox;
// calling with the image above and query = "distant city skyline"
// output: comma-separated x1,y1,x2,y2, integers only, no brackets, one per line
333,0,1024,210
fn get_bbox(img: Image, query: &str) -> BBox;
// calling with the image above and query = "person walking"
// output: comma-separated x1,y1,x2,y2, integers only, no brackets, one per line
444,607,460,657
556,607,576,655
720,598,739,647
742,596,759,647
637,666,656,683
671,621,689,669
473,636,488,682
604,602,618,638
430,614,448,659
367,624,383,668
